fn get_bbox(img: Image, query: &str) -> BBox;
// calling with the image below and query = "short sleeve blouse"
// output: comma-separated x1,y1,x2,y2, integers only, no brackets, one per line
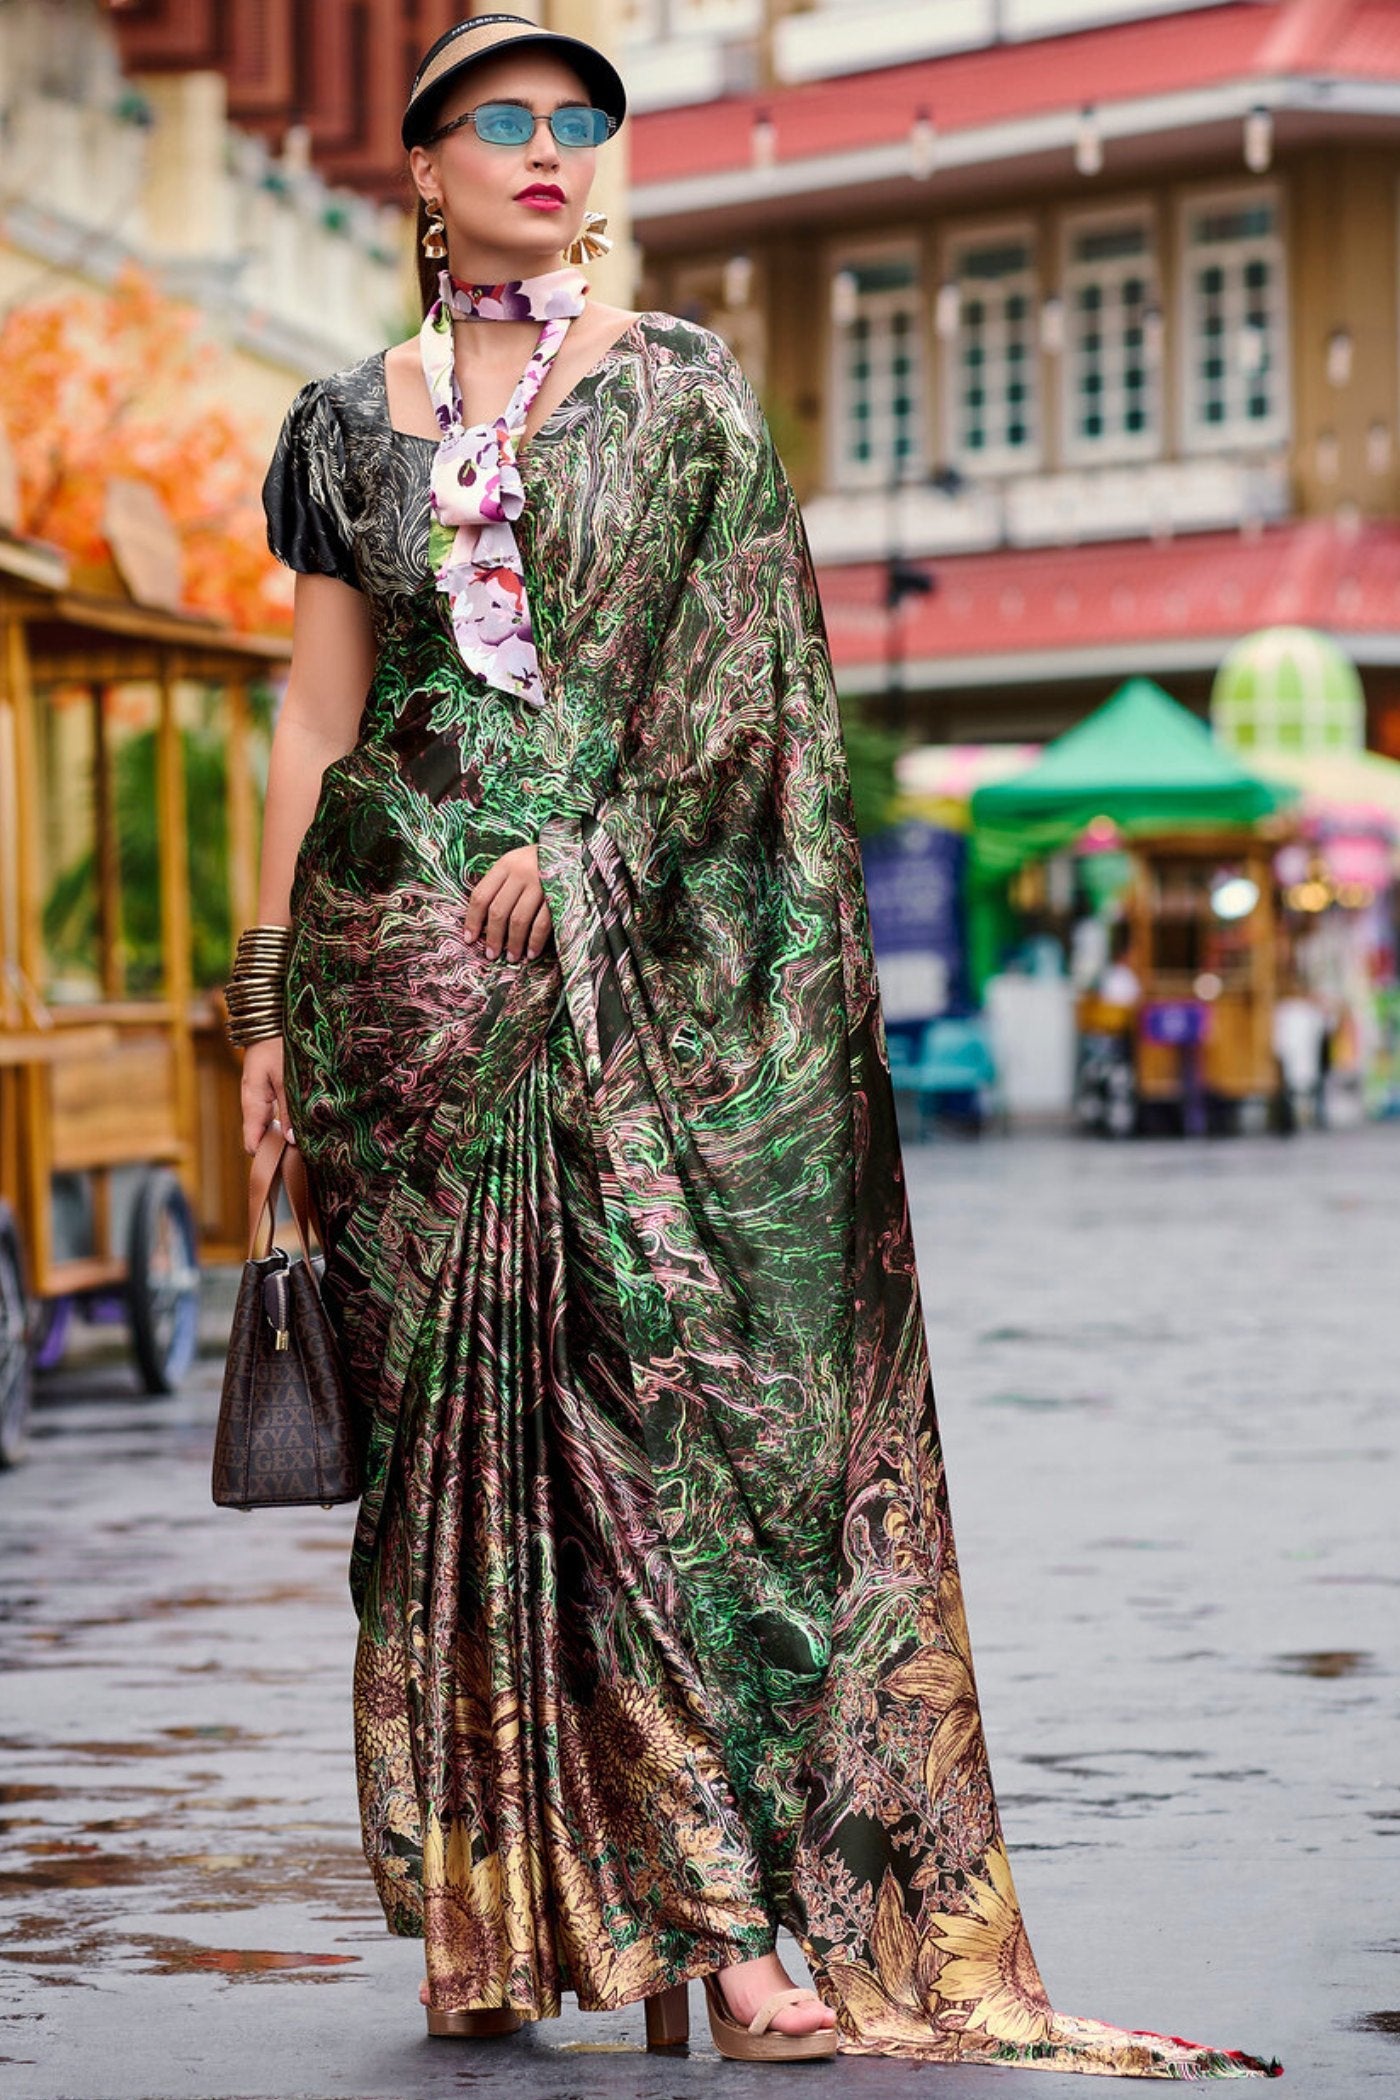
262,378,360,590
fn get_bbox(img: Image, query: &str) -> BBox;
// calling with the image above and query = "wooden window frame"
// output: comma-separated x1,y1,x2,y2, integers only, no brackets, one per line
1059,199,1163,466
1177,180,1289,455
941,216,1042,476
825,234,926,492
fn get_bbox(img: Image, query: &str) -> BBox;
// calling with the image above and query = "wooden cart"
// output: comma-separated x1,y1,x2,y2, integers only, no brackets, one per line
1074,827,1286,1137
0,532,288,1465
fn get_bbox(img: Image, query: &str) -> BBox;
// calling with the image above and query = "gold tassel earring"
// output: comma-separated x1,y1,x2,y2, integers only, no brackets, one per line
421,199,448,261
563,210,611,266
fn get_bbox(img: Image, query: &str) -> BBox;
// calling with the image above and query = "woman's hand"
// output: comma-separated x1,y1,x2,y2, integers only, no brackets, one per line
240,1035,296,1156
465,844,553,962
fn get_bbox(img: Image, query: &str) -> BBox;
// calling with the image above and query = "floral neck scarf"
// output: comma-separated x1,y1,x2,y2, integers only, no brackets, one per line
420,263,589,712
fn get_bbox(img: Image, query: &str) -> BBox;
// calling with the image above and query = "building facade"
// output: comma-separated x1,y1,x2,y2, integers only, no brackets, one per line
0,0,414,403
102,0,638,309
623,0,1400,753
2,2,634,458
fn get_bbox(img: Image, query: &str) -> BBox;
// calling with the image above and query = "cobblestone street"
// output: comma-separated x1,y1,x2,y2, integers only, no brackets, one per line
1,1127,1395,2099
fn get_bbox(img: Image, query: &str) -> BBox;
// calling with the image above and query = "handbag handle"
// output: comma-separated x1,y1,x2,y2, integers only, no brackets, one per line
246,1123,324,1265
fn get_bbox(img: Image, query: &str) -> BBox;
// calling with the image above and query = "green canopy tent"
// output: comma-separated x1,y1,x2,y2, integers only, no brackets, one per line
967,677,1298,991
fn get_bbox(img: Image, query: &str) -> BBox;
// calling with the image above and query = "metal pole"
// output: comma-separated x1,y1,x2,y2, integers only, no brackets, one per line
886,467,905,737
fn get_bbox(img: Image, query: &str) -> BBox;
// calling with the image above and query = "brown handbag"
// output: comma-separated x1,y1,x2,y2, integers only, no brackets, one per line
211,1122,359,1511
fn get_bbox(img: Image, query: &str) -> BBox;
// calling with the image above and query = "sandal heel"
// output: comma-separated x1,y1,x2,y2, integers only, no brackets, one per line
425,2005,523,2038
645,1982,690,2048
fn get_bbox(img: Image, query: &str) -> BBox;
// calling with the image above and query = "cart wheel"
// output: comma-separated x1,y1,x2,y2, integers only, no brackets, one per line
126,1171,201,1395
0,1203,34,1469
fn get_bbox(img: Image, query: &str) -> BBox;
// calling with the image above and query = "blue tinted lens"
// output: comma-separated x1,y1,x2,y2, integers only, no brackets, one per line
552,107,607,146
475,103,534,144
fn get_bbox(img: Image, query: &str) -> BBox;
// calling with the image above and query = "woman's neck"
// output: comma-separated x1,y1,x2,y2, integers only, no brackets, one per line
444,247,567,287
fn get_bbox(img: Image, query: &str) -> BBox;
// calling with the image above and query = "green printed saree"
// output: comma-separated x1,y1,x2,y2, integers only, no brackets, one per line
265,314,1278,2078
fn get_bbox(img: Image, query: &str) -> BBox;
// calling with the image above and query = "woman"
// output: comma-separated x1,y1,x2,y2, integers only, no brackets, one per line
230,12,1280,2079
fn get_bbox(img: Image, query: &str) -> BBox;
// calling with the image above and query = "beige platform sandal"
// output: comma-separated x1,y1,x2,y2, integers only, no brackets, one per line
700,1972,838,2061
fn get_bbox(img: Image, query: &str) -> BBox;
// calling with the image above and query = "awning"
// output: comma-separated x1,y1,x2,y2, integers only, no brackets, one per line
818,520,1400,692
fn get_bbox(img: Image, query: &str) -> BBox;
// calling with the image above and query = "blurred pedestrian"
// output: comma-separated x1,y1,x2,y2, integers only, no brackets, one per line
222,12,1278,2081
1097,918,1143,1012
1273,972,1329,1132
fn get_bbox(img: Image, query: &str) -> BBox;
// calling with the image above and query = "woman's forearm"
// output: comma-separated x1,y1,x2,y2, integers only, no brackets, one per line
255,704,358,926
254,571,377,929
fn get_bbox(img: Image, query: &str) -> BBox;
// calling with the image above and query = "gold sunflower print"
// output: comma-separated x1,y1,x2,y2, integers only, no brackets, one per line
884,1562,985,1799
928,1841,1053,2046
581,1678,692,1809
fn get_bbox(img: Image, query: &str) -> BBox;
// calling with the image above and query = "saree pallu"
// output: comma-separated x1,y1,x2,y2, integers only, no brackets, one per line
266,320,1278,2079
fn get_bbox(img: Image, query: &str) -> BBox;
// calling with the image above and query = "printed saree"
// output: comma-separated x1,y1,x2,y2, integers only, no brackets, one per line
264,314,1278,2079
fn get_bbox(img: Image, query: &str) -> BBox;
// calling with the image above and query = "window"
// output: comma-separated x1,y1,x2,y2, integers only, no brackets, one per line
947,232,1038,471
1181,191,1287,448
829,248,923,486
1062,212,1160,459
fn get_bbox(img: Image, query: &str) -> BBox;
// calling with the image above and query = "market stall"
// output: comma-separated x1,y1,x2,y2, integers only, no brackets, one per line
968,679,1298,1132
1213,627,1400,1121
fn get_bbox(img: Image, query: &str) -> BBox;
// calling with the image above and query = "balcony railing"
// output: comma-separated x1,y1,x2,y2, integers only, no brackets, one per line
621,0,1248,94
800,452,1291,566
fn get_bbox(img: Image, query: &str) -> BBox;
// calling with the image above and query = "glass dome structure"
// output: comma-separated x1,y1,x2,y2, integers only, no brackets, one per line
1211,626,1365,755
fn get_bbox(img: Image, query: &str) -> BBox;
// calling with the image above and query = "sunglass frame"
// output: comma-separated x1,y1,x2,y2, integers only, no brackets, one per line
422,101,617,149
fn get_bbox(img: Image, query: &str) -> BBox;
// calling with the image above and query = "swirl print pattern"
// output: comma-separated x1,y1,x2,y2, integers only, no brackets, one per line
263,316,1279,2078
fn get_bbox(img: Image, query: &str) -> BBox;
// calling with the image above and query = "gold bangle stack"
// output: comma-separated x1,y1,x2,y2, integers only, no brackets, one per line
224,923,293,1048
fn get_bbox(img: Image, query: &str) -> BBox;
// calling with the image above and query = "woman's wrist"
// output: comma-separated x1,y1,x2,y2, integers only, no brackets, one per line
224,923,293,1048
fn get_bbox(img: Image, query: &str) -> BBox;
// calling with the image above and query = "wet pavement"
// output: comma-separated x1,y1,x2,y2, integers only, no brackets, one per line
1,1124,1396,2098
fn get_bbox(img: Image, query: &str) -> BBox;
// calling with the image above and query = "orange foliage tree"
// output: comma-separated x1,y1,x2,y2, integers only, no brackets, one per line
0,265,291,632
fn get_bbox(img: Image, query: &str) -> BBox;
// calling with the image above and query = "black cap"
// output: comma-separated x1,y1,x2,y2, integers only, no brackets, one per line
402,12,627,151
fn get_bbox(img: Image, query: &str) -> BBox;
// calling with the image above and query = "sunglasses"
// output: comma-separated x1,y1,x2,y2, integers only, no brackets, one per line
424,101,616,149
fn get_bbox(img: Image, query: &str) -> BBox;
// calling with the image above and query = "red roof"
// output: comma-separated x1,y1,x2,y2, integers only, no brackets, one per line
816,519,1400,672
630,0,1400,188
1333,2,1400,72
1270,0,1400,72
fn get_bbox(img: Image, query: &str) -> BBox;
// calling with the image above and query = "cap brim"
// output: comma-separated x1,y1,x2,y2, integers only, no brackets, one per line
402,30,626,150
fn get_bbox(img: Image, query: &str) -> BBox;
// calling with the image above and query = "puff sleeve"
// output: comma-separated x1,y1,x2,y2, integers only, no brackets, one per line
262,378,361,589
